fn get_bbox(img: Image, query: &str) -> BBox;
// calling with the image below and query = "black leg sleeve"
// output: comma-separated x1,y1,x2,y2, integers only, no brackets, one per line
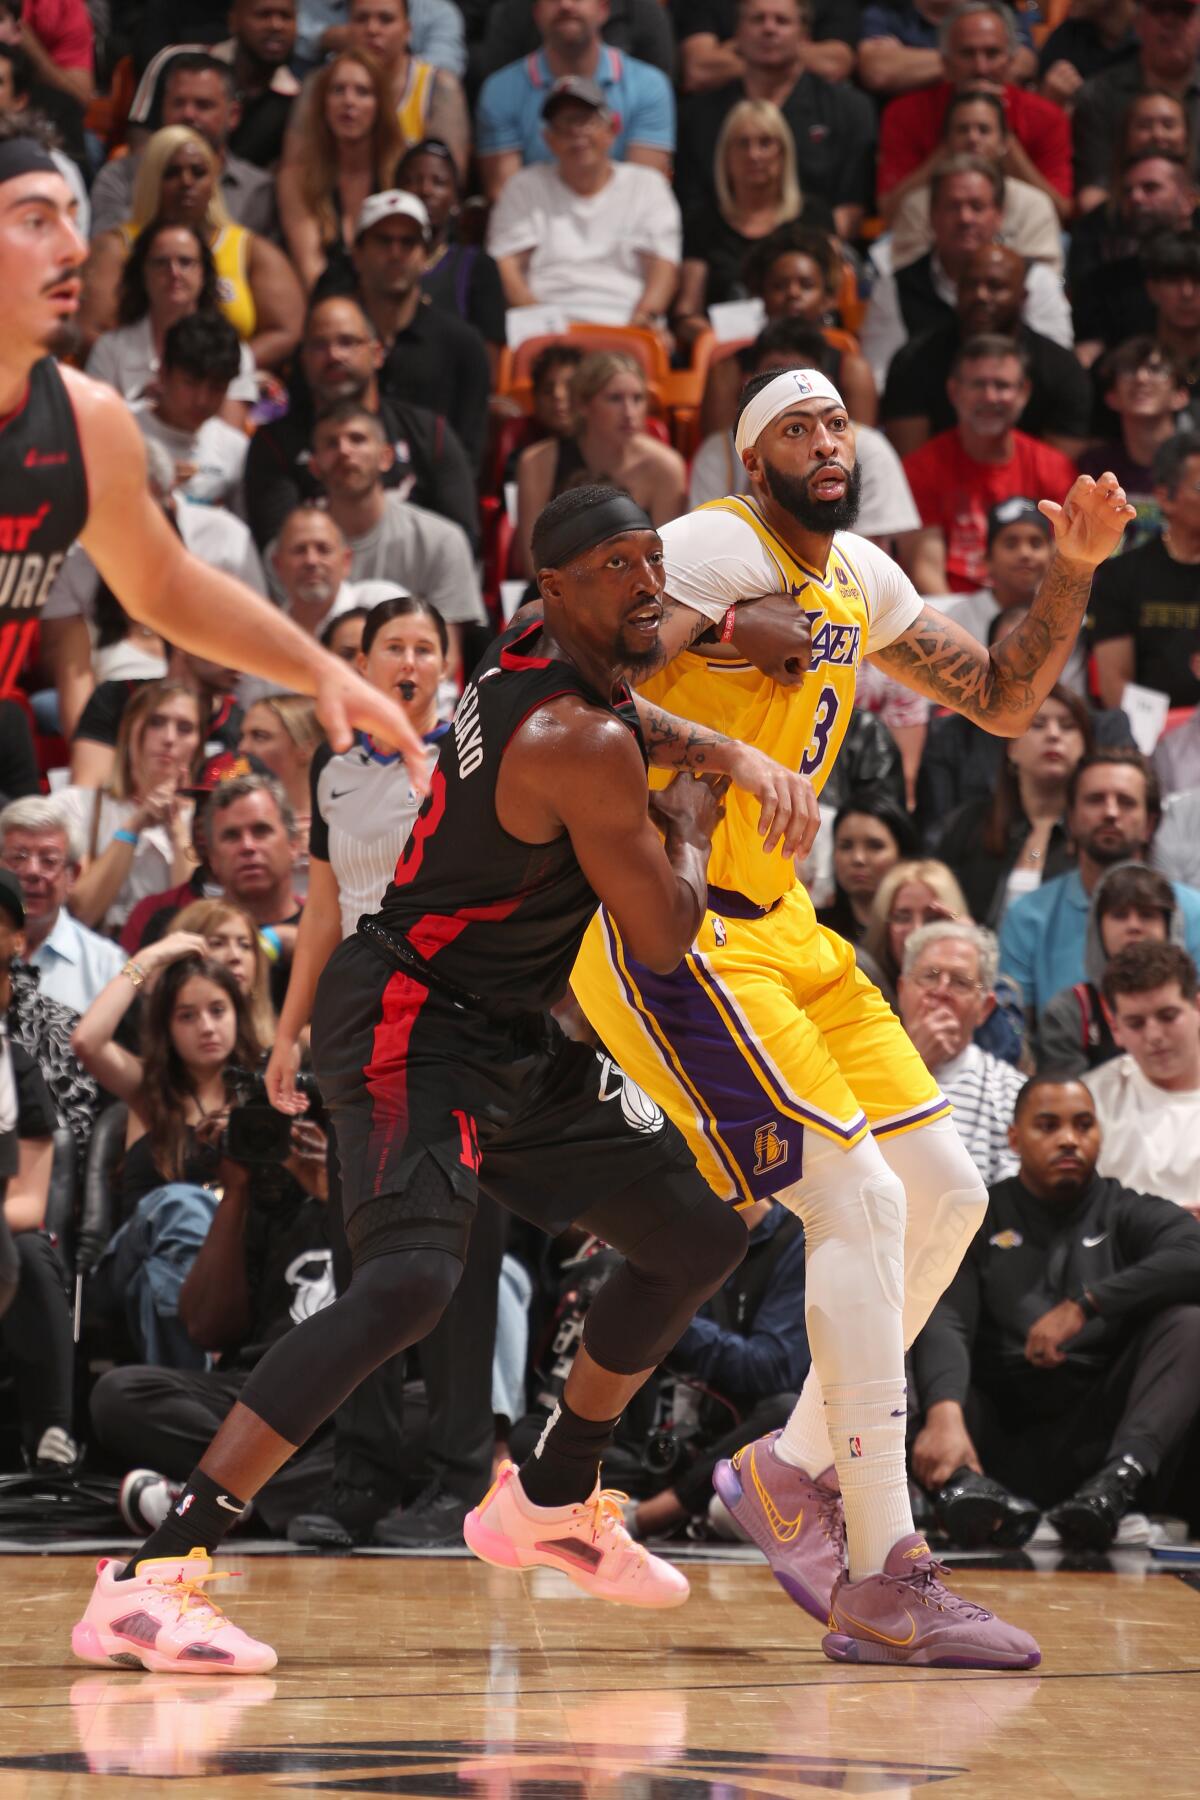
420,1191,506,1503
577,1169,747,1377
236,1243,461,1447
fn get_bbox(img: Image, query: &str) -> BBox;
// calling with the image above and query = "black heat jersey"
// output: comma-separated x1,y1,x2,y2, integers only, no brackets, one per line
0,358,88,633
371,618,645,1015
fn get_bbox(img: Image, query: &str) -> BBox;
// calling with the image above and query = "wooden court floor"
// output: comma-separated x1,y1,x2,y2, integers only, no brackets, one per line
0,1552,1197,1798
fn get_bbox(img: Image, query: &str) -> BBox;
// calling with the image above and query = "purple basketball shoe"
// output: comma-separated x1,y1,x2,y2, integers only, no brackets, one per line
823,1533,1041,1668
712,1430,845,1624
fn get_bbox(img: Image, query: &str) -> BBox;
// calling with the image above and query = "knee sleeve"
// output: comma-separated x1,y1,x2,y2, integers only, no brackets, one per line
580,1170,747,1376
775,1133,907,1388
238,1244,461,1446
878,1118,988,1346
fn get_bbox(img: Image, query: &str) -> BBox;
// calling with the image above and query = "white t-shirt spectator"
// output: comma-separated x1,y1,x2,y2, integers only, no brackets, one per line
87,319,258,408
57,786,192,933
1085,1055,1200,1210
134,404,249,512
487,161,682,326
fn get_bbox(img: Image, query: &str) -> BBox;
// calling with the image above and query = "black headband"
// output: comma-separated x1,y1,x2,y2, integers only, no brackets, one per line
536,492,657,568
0,137,60,185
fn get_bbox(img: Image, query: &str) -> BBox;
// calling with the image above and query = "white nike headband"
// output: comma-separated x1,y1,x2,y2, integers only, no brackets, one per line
733,368,847,457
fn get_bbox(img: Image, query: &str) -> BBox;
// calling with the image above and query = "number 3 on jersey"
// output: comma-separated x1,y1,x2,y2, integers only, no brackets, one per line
799,684,839,778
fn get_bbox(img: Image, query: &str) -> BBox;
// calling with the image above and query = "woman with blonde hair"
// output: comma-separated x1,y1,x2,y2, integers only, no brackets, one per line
672,100,835,349
862,859,971,1009
172,897,277,1044
238,695,324,892
80,126,303,369
277,51,404,294
515,352,688,575
58,680,204,934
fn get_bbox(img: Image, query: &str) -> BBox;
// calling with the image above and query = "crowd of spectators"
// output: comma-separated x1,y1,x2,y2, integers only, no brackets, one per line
0,0,1199,1558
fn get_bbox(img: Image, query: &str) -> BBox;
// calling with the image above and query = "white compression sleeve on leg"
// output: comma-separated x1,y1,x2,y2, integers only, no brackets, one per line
774,1116,988,1480
879,1115,988,1346
772,1132,913,1578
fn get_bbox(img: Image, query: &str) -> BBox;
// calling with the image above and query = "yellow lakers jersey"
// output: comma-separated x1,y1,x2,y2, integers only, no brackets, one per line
645,495,872,909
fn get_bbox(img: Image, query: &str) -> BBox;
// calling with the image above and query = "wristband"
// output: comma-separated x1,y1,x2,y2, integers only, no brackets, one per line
121,959,147,988
719,606,738,644
1075,1290,1098,1320
112,828,139,847
259,926,282,963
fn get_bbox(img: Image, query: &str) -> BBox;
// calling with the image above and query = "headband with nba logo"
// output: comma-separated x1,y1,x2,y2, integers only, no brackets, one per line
734,368,847,457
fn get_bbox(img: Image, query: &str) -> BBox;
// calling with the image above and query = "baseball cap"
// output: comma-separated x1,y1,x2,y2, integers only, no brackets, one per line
987,496,1051,548
0,870,24,930
542,75,609,120
354,190,431,244
184,747,272,799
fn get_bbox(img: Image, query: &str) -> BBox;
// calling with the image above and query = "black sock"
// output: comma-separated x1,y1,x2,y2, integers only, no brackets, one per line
519,1397,621,1508
116,1468,248,1579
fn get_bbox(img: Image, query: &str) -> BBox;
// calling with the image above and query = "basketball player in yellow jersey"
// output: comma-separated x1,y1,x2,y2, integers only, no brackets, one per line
572,365,1136,1668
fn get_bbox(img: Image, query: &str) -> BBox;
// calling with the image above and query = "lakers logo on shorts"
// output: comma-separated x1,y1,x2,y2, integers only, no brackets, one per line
752,1120,789,1176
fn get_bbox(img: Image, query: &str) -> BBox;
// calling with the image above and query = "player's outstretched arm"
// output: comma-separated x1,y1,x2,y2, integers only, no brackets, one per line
503,702,722,972
871,473,1136,738
67,372,429,789
632,695,820,858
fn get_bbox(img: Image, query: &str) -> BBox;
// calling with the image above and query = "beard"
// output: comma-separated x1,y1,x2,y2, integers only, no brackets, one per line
760,453,863,533
43,317,80,360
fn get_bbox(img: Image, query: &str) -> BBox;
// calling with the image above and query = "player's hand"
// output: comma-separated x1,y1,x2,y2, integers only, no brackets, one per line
648,771,728,848
727,745,820,858
911,1403,982,1492
723,594,814,688
266,1034,309,1115
1039,473,1136,571
314,652,431,796
1024,1298,1087,1369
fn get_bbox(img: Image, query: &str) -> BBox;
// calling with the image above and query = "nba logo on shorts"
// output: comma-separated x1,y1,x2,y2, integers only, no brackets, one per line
712,918,727,947
752,1121,788,1176
849,1435,863,1458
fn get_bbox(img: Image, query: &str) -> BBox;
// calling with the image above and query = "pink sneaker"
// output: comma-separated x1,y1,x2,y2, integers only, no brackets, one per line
712,1431,845,1624
823,1533,1041,1669
464,1462,689,1609
71,1548,278,1674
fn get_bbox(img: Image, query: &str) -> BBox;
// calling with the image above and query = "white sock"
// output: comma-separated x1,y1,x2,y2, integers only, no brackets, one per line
825,1377,914,1581
774,1374,835,1476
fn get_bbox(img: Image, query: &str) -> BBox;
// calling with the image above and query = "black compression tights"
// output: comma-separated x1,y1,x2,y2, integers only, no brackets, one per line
236,1243,462,1447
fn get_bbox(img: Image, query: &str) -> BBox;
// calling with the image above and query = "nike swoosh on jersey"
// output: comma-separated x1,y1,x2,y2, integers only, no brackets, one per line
1082,1233,1108,1248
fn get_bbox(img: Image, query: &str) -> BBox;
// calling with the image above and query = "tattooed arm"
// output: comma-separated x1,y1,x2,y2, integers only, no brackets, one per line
632,695,821,858
872,476,1136,737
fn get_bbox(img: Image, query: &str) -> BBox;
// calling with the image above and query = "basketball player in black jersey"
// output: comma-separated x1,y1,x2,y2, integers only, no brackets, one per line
72,485,821,1670
0,116,426,784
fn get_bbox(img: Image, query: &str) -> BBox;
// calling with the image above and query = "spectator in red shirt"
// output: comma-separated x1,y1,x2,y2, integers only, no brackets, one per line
878,0,1073,218
2,0,93,109
903,333,1078,592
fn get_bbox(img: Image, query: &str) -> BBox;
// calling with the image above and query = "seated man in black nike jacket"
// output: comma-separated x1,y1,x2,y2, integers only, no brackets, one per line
910,1072,1200,1552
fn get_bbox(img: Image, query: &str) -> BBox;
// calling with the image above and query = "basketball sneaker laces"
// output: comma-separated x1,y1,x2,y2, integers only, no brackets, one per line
587,1488,647,1564
153,1567,240,1638
893,1556,993,1621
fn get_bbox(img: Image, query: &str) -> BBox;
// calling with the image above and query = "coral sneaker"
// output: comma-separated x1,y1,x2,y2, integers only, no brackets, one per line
712,1431,845,1624
71,1548,278,1674
463,1462,689,1608
823,1533,1041,1669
